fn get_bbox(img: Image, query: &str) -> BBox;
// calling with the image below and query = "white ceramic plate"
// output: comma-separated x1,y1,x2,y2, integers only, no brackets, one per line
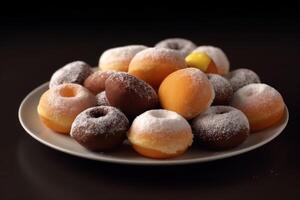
19,82,289,165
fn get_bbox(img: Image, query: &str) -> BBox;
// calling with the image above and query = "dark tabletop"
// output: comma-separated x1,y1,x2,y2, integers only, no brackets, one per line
1,6,300,200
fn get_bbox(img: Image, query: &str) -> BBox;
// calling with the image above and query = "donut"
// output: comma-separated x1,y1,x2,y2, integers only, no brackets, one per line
185,52,218,73
225,68,261,92
192,106,250,149
192,46,230,75
128,47,186,89
37,83,96,134
158,68,215,119
230,83,285,132
96,91,110,106
99,45,147,72
207,74,233,105
84,71,115,94
71,106,130,151
128,109,193,159
155,38,196,57
49,61,93,88
105,72,158,119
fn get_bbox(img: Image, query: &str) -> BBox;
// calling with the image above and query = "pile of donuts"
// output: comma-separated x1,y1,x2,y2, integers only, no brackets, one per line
37,38,286,159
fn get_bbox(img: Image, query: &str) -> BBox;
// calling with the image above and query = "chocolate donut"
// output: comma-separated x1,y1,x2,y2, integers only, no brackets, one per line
191,106,250,149
96,91,110,106
225,68,261,92
84,71,115,95
207,74,233,105
50,61,93,88
105,72,158,119
155,38,196,57
70,106,130,151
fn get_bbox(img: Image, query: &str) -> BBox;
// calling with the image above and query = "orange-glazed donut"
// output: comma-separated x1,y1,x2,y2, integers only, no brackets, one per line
37,83,96,134
128,109,193,159
230,83,285,132
128,47,186,89
158,68,215,119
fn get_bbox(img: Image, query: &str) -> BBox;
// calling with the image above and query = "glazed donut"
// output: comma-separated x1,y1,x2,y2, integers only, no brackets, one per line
155,38,196,57
49,61,93,88
71,106,130,151
128,109,193,159
128,47,186,89
192,46,230,75
37,83,96,134
158,68,215,119
207,74,233,105
84,71,115,95
96,91,110,106
225,68,261,92
192,106,250,149
99,45,147,72
105,72,158,119
230,83,285,132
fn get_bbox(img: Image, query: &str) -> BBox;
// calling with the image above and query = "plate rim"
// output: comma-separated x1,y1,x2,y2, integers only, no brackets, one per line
18,82,289,166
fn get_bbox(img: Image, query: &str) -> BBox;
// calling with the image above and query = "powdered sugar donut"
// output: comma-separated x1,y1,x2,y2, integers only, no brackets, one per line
155,38,196,57
193,46,230,75
84,71,115,95
71,106,130,151
99,45,147,72
207,74,233,105
50,61,93,88
192,106,250,149
96,91,110,106
230,83,285,132
37,83,96,134
128,109,193,159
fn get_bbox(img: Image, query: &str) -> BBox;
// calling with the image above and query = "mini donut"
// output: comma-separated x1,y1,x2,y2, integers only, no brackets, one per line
128,47,186,89
96,91,110,106
192,106,250,149
128,109,193,159
192,46,230,75
71,106,130,151
207,74,233,105
158,68,215,119
37,83,96,134
230,83,285,132
105,72,158,119
49,61,93,88
84,71,115,94
99,45,147,72
225,68,261,92
155,38,196,57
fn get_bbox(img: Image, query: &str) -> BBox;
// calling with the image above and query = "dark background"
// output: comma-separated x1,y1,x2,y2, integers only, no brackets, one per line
1,4,300,200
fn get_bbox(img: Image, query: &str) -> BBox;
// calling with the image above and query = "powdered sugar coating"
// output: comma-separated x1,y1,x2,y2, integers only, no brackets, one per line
96,91,110,106
193,46,230,75
207,73,233,105
128,109,193,154
192,106,249,147
155,38,197,57
50,61,93,88
225,68,261,92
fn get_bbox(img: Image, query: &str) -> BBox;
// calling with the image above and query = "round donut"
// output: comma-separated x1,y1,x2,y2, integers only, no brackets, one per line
207,74,233,105
192,106,250,149
84,71,115,94
225,68,261,92
155,38,196,57
192,46,230,75
158,68,215,119
105,72,158,119
99,45,147,72
37,83,96,134
230,83,285,132
96,91,110,106
71,106,130,151
49,61,93,88
128,47,186,89
128,109,193,159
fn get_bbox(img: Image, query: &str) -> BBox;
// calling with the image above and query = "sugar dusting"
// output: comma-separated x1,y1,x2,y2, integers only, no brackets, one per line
96,91,110,106
155,38,196,57
207,73,233,104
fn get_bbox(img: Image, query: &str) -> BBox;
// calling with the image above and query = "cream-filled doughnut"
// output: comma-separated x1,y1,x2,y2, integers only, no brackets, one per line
230,83,285,132
128,109,193,159
37,83,96,134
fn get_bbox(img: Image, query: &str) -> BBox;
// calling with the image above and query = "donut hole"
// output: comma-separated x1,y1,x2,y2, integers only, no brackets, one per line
60,87,77,98
168,43,180,50
90,109,107,118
